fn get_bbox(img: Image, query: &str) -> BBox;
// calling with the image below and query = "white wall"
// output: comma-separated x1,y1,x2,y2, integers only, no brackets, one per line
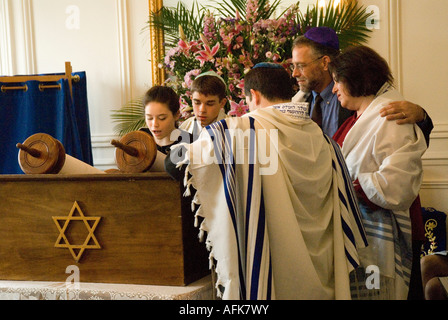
0,0,152,170
399,0,448,213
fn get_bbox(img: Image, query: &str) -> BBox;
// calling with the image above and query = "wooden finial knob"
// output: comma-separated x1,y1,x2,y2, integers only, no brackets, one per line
17,133,66,174
111,139,139,157
16,143,42,158
113,131,157,173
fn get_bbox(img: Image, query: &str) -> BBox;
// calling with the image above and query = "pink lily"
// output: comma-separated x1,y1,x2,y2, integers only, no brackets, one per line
178,39,190,56
236,79,245,91
228,100,249,117
196,42,220,66
178,39,188,49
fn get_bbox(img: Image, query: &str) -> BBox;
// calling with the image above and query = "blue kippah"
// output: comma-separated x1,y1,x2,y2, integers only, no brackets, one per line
253,62,283,69
304,27,339,50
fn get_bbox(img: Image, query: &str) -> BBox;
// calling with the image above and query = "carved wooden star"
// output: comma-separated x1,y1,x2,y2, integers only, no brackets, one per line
52,201,101,262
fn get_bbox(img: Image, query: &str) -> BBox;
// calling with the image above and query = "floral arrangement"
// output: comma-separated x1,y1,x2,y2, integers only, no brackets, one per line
112,0,372,136
163,0,302,119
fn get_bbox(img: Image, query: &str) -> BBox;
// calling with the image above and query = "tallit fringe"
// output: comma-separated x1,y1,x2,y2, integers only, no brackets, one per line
192,193,200,215
182,162,229,300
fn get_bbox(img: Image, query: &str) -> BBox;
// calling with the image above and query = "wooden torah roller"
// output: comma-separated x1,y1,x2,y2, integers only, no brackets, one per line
17,133,104,175
111,131,157,173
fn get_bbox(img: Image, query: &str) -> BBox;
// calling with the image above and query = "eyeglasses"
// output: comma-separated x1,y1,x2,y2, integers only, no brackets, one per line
290,56,324,72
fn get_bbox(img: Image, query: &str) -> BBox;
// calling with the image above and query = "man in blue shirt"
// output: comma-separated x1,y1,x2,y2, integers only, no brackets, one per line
291,27,433,144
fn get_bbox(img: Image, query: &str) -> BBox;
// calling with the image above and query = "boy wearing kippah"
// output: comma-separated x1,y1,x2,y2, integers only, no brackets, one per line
180,71,228,140
167,62,368,300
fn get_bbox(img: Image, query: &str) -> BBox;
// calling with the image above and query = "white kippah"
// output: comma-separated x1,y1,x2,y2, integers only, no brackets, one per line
195,70,226,86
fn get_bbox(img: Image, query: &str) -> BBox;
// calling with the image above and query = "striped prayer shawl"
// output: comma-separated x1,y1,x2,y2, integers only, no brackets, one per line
361,204,413,283
350,200,413,300
206,117,273,300
324,135,368,269
179,112,367,299
201,120,365,299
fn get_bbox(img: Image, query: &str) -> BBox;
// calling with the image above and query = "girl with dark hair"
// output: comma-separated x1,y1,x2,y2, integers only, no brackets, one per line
141,86,192,171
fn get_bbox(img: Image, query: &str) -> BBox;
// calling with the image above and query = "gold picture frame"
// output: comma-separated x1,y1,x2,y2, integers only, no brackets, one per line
149,0,165,85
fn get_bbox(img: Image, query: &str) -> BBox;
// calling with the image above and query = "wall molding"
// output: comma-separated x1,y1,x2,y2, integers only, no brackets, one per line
387,0,402,92
430,123,448,139
0,0,13,75
20,0,36,74
422,122,448,192
91,134,118,169
91,0,132,169
0,0,36,75
386,0,448,205
116,0,132,105
423,123,448,162
85,1,132,169
91,134,118,149
421,181,448,190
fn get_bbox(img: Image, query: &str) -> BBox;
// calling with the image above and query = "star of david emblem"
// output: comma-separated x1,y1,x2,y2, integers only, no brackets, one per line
52,201,101,262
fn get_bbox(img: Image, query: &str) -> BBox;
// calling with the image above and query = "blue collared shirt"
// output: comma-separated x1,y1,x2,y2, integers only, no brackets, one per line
309,81,340,137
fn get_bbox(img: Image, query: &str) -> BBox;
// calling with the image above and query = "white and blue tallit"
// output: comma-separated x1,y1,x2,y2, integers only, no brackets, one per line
174,103,367,300
341,84,427,299
179,108,228,141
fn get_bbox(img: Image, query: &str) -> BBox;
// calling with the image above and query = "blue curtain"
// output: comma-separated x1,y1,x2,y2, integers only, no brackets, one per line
0,72,93,174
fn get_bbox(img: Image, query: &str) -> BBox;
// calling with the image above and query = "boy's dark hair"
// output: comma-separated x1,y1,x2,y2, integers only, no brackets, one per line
143,85,180,115
244,65,294,101
329,45,394,97
191,75,227,100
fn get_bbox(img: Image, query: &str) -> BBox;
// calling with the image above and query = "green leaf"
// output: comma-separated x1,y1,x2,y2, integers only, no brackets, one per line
147,1,206,47
110,98,146,136
297,0,372,48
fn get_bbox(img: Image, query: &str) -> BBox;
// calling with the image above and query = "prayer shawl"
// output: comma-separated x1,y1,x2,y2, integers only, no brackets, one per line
292,90,310,104
174,103,367,300
179,109,227,140
341,85,427,300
